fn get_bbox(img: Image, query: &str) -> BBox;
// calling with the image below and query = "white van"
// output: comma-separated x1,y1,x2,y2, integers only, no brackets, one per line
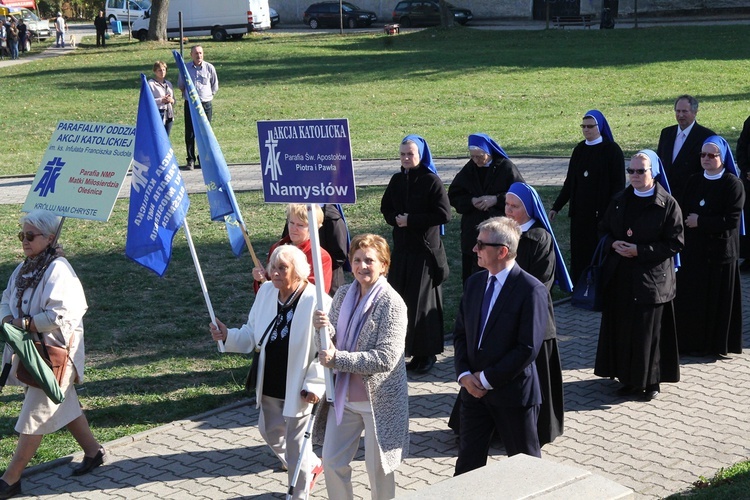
131,0,270,42
106,0,151,24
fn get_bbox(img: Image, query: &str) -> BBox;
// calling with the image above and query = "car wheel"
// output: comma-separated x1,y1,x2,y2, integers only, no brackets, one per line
108,14,116,23
347,17,357,29
212,28,228,41
309,18,319,29
399,16,411,28
136,29,148,41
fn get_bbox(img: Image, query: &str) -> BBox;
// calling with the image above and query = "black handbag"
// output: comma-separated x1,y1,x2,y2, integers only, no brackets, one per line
244,317,277,395
571,236,608,312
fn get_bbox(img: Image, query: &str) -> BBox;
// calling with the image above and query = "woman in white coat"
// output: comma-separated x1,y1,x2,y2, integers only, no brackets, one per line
210,245,331,499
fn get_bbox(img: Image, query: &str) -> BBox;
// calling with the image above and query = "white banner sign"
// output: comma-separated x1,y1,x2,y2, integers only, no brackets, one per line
22,121,134,221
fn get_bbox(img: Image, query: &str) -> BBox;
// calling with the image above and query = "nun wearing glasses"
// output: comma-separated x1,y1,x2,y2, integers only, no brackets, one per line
448,133,524,285
550,110,625,284
674,135,745,357
594,150,683,402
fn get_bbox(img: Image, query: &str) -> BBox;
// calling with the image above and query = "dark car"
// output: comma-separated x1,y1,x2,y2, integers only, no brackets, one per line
392,0,472,27
270,7,280,27
303,1,377,29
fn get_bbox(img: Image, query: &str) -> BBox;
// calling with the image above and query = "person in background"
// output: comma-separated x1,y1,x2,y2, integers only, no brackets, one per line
381,134,451,374
656,95,715,204
94,10,107,47
54,12,65,48
675,136,744,357
282,204,349,296
148,61,175,136
594,150,683,401
0,210,105,500
313,234,409,500
177,45,218,170
448,133,525,285
453,217,548,474
7,18,18,60
210,245,330,499
734,115,750,271
254,204,332,295
0,22,7,60
16,18,26,54
550,109,625,285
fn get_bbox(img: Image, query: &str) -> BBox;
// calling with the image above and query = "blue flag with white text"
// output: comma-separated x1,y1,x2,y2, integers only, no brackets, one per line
126,74,190,276
173,50,246,256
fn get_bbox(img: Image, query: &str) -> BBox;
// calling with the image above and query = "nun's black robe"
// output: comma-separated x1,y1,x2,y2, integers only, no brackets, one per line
675,172,744,355
552,139,625,285
381,164,452,357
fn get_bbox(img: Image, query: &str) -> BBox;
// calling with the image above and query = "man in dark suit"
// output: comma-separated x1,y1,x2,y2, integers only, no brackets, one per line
657,95,715,203
453,216,548,475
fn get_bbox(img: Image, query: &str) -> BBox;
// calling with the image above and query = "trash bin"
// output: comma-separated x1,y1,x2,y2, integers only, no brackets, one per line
110,19,122,34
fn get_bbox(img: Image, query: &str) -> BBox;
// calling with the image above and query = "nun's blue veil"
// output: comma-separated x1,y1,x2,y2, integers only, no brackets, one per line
468,133,510,160
507,182,573,292
703,135,746,235
402,134,437,175
584,109,615,143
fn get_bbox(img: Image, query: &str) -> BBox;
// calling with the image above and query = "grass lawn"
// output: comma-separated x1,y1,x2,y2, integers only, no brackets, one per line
1,24,748,492
3,24,750,175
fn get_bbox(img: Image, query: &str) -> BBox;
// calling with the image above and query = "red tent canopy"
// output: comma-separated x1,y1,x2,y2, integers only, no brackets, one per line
2,0,36,9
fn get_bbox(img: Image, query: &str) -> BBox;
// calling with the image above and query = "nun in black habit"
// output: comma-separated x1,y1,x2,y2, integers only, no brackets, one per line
381,134,451,374
675,135,745,356
448,133,525,285
550,110,625,285
594,150,683,402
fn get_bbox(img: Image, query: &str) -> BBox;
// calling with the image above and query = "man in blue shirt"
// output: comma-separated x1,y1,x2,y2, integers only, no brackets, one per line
177,45,218,169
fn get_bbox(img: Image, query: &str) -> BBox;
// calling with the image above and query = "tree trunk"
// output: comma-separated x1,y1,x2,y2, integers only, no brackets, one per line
149,0,169,41
438,0,454,28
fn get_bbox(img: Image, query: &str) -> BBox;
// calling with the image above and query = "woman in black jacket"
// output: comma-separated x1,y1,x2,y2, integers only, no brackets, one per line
448,133,524,285
594,150,684,402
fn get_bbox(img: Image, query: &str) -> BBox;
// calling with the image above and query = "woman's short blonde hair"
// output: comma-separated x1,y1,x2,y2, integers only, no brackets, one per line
267,244,311,283
349,233,390,273
153,61,167,72
286,204,324,228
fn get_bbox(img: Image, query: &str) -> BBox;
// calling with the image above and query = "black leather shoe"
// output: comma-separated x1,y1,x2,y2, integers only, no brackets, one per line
643,384,660,401
0,479,21,499
644,390,659,401
616,385,640,397
72,447,105,476
406,356,424,371
415,355,436,374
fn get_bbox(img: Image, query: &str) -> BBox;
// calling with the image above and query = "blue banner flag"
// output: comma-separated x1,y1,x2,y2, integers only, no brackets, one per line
126,74,190,276
173,50,247,256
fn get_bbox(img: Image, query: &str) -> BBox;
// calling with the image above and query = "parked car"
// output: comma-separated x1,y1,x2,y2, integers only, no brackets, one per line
392,0,472,27
270,7,279,26
303,1,377,29
105,0,151,24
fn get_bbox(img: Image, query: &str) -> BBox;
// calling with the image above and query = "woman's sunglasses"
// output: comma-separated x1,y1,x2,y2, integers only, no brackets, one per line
18,231,43,242
700,152,721,159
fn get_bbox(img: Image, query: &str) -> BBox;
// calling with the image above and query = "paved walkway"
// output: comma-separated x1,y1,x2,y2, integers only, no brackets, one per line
4,158,749,499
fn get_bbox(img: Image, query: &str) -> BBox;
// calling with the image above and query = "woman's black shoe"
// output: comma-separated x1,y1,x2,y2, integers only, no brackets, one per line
406,356,425,371
0,479,21,499
616,385,640,397
72,447,105,476
415,355,436,374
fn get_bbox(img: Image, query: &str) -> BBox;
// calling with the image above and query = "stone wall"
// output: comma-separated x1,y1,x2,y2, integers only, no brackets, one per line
272,0,746,24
